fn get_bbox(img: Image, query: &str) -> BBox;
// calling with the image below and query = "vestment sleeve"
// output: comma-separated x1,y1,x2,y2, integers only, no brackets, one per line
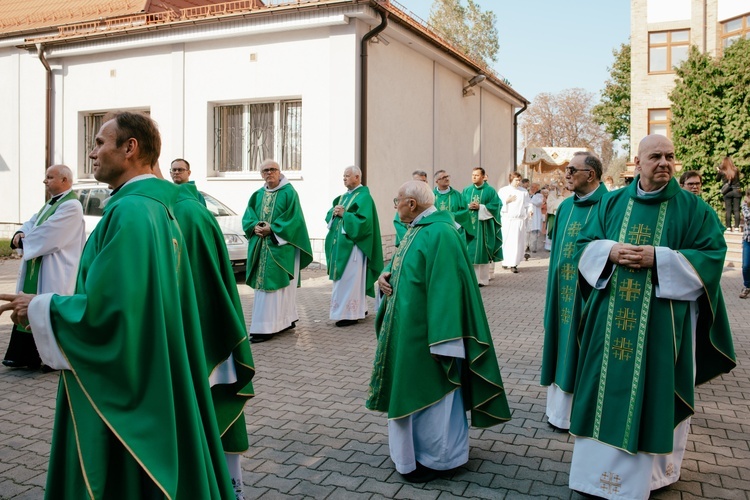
654,248,703,301
21,201,83,260
579,240,617,288
28,293,71,370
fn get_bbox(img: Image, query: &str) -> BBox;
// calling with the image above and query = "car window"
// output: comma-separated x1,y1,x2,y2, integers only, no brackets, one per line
77,189,90,211
202,192,236,217
86,188,111,216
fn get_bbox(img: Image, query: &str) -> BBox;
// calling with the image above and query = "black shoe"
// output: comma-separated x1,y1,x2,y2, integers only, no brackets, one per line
511,267,518,273
401,462,439,483
282,321,297,332
40,365,57,373
2,359,22,368
249,334,272,343
547,421,568,433
335,319,358,327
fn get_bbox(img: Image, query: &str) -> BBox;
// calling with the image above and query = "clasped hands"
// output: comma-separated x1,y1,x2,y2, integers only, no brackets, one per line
608,243,655,269
332,205,346,218
0,293,35,330
253,222,272,238
468,202,480,210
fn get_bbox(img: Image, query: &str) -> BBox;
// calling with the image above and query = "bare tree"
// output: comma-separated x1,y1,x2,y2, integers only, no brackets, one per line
521,88,614,166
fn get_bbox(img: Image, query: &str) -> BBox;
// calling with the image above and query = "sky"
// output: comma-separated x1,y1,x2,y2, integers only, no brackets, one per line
396,0,631,103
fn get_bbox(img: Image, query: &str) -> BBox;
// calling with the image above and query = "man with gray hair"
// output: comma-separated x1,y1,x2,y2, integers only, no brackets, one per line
3,164,85,370
368,180,510,482
541,151,608,432
325,166,383,327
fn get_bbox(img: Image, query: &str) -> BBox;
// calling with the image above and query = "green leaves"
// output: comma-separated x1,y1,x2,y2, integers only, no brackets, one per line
429,0,499,66
670,39,750,209
593,43,631,149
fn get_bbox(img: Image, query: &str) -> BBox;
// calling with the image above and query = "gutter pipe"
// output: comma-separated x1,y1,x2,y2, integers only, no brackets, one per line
513,103,528,172
36,43,53,175
359,9,388,185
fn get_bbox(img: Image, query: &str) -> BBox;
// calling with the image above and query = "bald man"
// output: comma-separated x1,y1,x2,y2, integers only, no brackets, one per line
3,165,85,370
568,135,735,499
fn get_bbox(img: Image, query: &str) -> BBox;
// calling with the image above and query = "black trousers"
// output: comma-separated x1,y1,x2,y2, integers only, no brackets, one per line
725,195,741,228
3,324,42,368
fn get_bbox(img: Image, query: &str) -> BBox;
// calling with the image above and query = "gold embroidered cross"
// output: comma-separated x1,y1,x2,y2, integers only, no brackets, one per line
560,263,577,281
627,224,652,245
562,242,575,259
615,308,636,331
567,221,582,238
612,337,634,361
439,199,448,211
599,472,622,494
561,308,571,324
618,279,642,302
560,285,574,303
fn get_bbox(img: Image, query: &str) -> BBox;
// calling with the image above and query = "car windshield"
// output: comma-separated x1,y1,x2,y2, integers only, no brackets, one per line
202,192,236,217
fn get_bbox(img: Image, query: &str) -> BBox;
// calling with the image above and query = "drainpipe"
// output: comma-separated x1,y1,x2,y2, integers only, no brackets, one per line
359,9,388,185
513,103,528,172
36,43,52,175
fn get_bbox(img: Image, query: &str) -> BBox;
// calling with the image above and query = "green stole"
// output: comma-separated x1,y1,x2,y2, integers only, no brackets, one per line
541,183,609,390
18,191,78,333
434,187,471,237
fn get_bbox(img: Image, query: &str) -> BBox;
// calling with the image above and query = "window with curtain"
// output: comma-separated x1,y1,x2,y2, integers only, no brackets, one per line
214,100,302,173
81,110,150,179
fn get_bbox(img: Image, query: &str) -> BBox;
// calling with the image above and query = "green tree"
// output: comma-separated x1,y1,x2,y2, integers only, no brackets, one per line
429,0,499,66
670,38,750,209
593,43,631,151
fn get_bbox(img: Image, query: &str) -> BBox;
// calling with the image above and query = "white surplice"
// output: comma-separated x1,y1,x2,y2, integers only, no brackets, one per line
388,339,469,474
329,245,368,321
498,185,530,267
249,247,301,334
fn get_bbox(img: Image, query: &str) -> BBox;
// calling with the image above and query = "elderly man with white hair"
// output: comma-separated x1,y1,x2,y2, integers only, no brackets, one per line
325,166,383,327
367,180,511,483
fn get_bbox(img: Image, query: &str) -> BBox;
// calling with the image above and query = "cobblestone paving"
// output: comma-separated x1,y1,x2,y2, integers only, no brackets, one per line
1,252,749,499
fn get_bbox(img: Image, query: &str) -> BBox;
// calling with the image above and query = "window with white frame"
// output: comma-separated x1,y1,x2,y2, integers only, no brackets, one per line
81,109,149,179
213,100,302,174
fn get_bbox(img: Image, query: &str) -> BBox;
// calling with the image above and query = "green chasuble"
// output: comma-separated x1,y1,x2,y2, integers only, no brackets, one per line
243,180,313,290
570,177,736,454
366,210,511,427
45,178,234,499
434,186,472,238
461,183,502,265
541,183,609,392
175,183,255,453
325,185,384,297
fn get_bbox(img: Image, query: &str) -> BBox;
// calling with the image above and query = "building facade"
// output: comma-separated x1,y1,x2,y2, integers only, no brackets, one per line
630,0,750,153
0,0,527,263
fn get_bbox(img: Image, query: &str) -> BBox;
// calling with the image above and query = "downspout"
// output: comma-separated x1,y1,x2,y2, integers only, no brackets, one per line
513,103,528,172
360,9,388,185
36,43,53,175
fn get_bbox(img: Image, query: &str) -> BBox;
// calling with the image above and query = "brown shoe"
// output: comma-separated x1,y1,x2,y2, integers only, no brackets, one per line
740,287,750,299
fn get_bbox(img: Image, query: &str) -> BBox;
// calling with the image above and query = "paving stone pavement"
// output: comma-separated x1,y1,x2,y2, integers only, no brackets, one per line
1,251,749,499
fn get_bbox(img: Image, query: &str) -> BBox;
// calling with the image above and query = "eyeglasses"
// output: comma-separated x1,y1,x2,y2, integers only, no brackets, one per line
685,182,702,187
261,168,279,174
170,168,187,173
566,166,593,175
436,175,450,181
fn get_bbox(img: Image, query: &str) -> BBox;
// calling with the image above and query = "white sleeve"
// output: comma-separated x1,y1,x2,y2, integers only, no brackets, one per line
654,247,704,301
477,204,493,221
273,233,288,246
21,201,83,261
28,294,71,370
430,339,465,359
208,354,238,386
579,240,618,289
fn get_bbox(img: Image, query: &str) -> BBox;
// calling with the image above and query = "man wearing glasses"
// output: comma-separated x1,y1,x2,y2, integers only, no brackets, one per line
679,170,702,196
170,158,206,206
541,151,608,433
433,170,471,238
567,135,735,499
243,159,313,342
325,166,383,327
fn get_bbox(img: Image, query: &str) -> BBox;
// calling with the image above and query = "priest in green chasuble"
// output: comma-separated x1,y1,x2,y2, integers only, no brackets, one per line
393,170,428,247
174,181,256,499
461,167,502,286
568,135,736,499
433,169,471,239
1,112,236,499
367,181,511,483
325,165,383,327
540,152,609,431
243,159,313,342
